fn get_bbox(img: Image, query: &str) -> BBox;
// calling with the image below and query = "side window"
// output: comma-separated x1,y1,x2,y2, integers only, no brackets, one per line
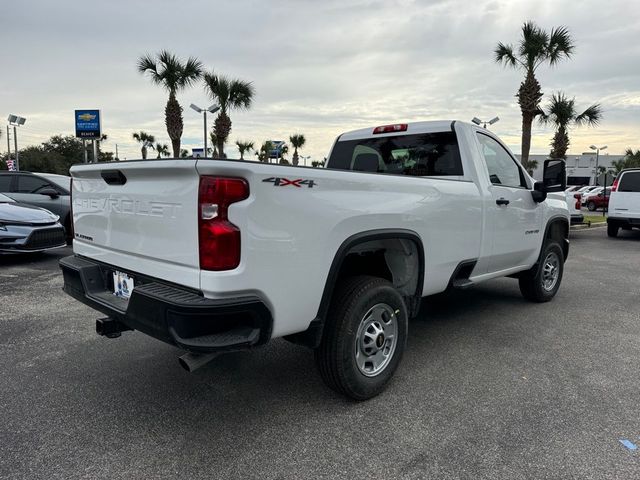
476,133,526,188
16,175,52,194
0,176,11,192
619,172,640,192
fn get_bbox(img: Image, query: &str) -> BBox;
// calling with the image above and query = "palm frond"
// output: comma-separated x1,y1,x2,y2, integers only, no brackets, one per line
574,103,602,127
519,21,549,70
289,134,306,148
179,56,203,89
228,80,254,110
547,26,575,66
494,42,518,67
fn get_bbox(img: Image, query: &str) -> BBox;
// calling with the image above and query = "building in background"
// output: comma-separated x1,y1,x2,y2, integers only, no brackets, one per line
517,152,624,186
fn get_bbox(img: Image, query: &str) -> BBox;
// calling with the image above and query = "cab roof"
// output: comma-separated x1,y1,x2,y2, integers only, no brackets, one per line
338,120,460,141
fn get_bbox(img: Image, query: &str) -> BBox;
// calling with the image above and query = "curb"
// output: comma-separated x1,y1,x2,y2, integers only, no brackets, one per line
571,223,607,231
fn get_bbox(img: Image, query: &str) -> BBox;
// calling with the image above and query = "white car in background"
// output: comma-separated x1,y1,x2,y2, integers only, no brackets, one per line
565,190,584,224
607,169,640,237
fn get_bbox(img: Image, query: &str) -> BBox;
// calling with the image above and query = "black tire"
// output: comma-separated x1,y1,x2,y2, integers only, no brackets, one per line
519,242,564,303
587,201,596,211
607,222,619,238
314,275,408,400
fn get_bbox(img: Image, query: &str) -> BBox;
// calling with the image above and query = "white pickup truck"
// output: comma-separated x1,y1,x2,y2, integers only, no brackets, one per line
60,120,570,400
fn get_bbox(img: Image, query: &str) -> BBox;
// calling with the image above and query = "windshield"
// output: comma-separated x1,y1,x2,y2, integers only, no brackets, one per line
0,193,14,202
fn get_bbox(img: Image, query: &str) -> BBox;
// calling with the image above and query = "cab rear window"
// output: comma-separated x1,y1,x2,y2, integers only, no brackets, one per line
327,132,463,176
619,172,640,192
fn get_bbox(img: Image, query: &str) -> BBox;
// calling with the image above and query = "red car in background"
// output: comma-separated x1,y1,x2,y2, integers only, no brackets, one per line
584,188,611,211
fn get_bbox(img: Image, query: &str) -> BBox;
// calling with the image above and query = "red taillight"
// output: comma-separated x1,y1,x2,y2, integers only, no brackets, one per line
573,194,581,210
372,124,408,134
198,176,249,271
611,178,619,192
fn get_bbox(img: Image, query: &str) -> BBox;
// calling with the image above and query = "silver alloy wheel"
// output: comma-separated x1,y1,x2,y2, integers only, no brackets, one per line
541,251,560,291
354,303,398,377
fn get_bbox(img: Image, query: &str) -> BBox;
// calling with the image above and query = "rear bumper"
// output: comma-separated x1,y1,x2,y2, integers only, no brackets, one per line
59,255,272,353
608,217,640,228
570,214,584,225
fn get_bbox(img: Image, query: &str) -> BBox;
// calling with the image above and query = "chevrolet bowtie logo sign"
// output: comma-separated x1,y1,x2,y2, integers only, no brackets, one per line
75,109,101,140
78,113,96,122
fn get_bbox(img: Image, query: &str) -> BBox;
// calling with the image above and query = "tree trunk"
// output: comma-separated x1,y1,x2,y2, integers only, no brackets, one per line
292,147,299,166
517,70,543,165
214,112,232,159
165,91,183,158
521,113,533,166
550,126,569,160
141,146,147,160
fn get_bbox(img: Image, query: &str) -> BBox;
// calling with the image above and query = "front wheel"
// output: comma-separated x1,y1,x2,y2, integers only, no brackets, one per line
587,201,596,211
315,276,408,400
519,242,564,303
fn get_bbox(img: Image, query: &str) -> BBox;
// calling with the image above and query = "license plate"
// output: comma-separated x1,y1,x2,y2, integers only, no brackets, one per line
113,271,135,299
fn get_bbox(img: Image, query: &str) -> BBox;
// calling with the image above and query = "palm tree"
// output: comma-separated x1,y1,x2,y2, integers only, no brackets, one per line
495,22,574,166
180,148,190,158
203,71,254,158
289,134,306,166
155,143,170,158
137,50,202,158
539,92,602,159
256,141,274,162
311,159,326,168
236,140,254,160
132,131,155,159
209,131,219,158
612,149,640,174
278,144,289,163
521,159,539,176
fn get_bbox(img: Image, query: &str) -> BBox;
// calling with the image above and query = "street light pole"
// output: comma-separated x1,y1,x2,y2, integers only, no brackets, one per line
7,115,26,171
590,144,607,185
190,104,220,158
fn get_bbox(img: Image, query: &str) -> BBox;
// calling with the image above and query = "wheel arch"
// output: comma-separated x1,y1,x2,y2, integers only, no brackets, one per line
543,215,569,261
284,228,425,348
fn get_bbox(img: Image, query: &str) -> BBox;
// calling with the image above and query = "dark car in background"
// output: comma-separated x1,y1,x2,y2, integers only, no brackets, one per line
0,193,67,253
0,172,72,238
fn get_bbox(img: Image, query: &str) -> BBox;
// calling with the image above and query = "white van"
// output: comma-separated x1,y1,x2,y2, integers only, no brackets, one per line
607,168,640,237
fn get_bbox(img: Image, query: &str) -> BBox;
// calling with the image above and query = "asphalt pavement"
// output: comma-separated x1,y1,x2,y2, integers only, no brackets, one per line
1,228,639,479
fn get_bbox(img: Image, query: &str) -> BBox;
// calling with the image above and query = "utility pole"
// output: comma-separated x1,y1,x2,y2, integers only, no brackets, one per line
115,144,119,161
83,139,88,163
92,139,98,163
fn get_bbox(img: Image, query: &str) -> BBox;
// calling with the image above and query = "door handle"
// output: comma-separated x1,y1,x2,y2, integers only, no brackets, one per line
496,198,510,206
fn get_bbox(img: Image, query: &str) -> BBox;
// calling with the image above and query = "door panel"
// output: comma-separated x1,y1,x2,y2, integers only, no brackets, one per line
476,133,542,272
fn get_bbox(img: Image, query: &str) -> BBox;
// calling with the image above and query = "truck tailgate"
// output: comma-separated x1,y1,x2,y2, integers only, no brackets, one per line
71,160,200,289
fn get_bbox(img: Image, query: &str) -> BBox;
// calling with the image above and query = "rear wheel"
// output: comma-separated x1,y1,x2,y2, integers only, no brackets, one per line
519,242,564,303
315,275,408,400
587,201,596,211
607,222,619,237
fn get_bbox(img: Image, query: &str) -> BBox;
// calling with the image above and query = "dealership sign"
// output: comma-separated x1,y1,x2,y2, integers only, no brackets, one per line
75,109,101,139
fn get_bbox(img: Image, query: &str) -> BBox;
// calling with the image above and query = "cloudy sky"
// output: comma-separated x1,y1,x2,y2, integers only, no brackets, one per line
1,0,639,163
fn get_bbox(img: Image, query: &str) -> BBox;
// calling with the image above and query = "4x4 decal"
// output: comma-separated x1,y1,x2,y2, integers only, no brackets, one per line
263,177,316,188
